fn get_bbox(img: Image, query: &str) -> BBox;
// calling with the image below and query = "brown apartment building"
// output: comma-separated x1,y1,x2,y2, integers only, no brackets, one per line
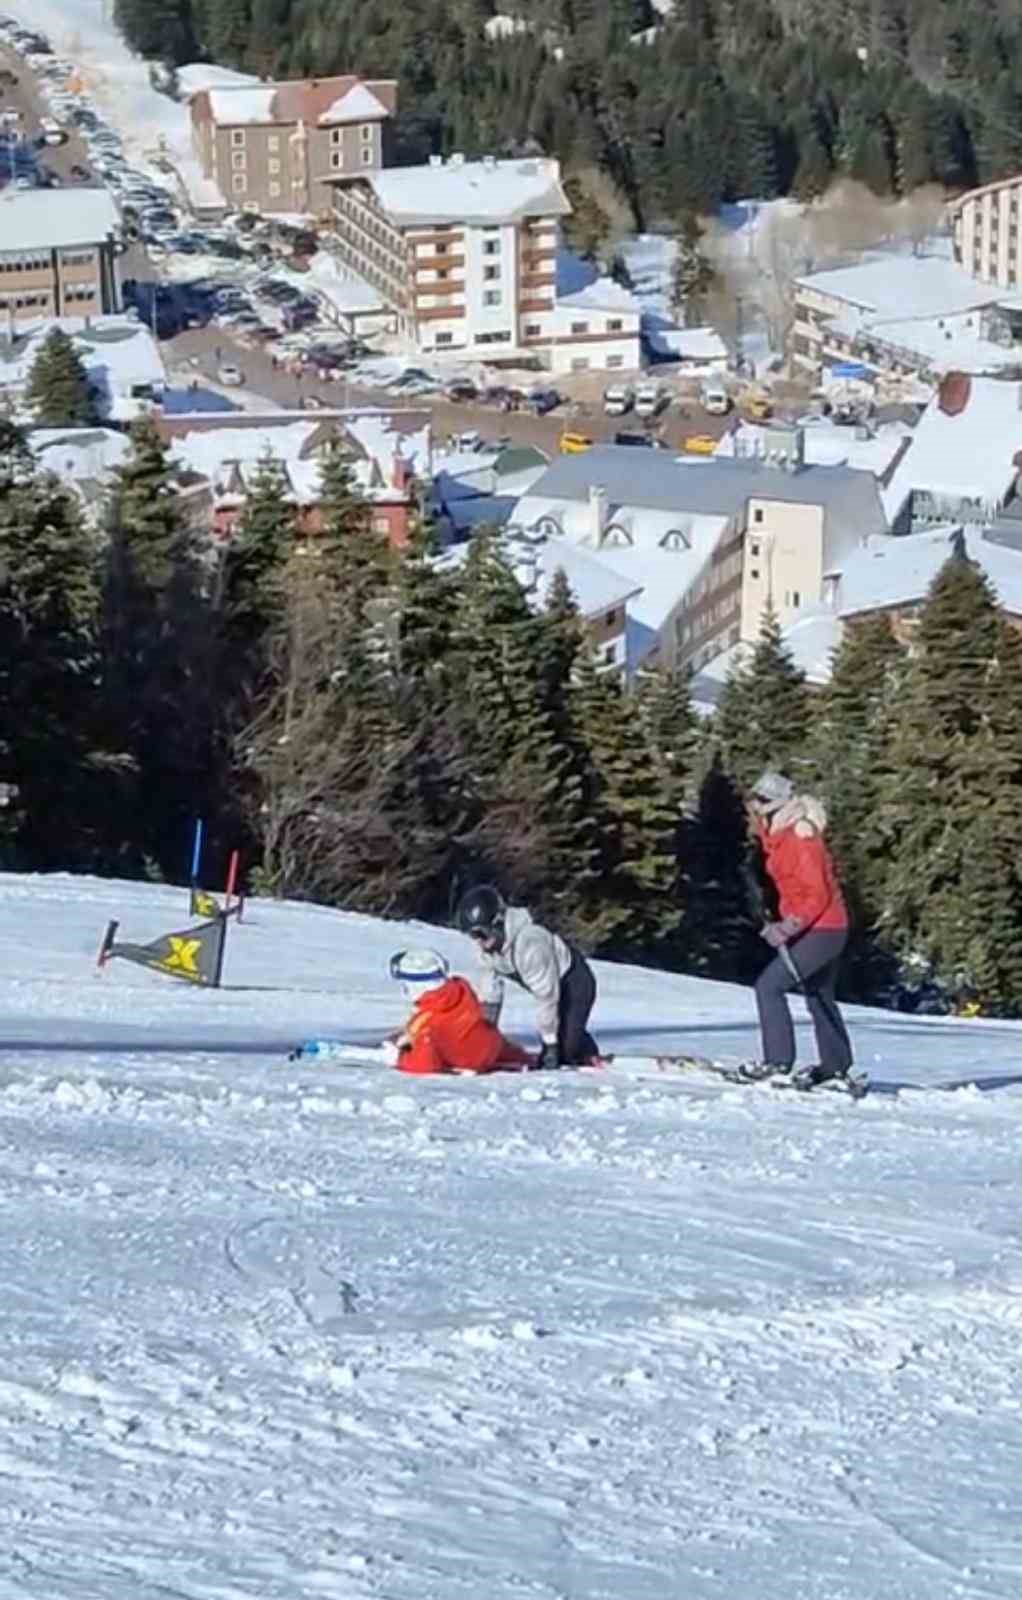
0,188,121,326
189,75,397,216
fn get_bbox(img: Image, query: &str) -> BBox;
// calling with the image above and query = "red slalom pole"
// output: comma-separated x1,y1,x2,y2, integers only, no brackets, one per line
223,849,239,916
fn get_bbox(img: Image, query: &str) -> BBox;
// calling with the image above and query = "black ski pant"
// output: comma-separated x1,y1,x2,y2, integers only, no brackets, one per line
755,926,853,1074
558,949,598,1064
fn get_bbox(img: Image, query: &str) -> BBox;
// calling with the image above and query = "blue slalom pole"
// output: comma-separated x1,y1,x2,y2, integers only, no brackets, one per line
190,817,204,886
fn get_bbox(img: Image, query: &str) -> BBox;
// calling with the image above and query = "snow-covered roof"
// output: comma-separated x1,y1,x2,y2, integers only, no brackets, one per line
344,410,430,478
0,187,119,249
880,378,1022,523
305,251,382,315
178,64,261,97
31,425,131,482
795,253,998,319
438,531,640,620
357,158,570,227
719,416,911,482
318,83,390,125
836,526,1022,617
0,317,165,420
671,327,729,362
556,276,640,316
168,420,324,480
207,86,276,124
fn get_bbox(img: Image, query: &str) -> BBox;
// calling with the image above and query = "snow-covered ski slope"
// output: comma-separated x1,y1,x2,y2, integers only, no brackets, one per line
4,872,1022,1600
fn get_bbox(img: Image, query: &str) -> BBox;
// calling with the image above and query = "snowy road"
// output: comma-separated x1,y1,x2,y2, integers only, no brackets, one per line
2,873,1022,1598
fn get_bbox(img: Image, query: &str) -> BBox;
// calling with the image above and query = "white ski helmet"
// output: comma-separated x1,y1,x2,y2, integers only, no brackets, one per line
389,947,450,999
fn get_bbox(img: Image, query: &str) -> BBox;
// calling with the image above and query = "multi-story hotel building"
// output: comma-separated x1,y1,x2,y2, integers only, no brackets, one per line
949,176,1022,289
327,154,641,370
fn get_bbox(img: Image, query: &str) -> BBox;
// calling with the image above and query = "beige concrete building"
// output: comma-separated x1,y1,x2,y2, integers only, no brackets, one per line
190,75,396,216
510,436,887,675
949,177,1022,288
0,189,121,325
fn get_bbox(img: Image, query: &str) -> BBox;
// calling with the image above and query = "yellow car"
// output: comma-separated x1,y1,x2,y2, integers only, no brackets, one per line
559,430,593,455
683,433,717,455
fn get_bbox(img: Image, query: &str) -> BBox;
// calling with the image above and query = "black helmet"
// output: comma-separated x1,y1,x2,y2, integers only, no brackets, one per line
456,885,506,946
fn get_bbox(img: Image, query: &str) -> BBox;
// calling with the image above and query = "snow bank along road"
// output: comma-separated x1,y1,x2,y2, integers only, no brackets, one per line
2,872,1022,1599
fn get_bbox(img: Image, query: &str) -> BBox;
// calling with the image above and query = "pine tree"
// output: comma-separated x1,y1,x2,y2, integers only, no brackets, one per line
25,328,97,427
100,415,210,875
0,438,107,866
871,546,1022,1012
713,604,811,787
670,212,715,323
218,452,296,661
569,651,682,958
677,750,762,981
793,127,833,201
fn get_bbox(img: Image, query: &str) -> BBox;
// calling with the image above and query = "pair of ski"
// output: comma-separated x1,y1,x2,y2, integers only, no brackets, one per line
289,1040,869,1098
655,1054,870,1100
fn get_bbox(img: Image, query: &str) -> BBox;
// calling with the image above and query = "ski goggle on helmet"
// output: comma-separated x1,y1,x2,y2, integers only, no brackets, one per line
456,885,506,947
389,947,450,999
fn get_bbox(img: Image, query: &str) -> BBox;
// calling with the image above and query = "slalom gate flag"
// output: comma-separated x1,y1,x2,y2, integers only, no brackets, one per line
98,915,227,987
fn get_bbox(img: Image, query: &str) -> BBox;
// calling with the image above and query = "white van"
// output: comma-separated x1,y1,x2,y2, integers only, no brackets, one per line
39,116,65,146
603,383,634,417
634,381,665,418
701,380,731,416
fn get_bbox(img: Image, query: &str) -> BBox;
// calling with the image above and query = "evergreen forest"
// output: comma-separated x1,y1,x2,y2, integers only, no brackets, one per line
4,419,1022,1016
115,0,1022,222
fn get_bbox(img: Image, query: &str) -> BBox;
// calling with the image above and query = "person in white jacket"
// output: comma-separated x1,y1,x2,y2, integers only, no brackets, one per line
455,886,600,1069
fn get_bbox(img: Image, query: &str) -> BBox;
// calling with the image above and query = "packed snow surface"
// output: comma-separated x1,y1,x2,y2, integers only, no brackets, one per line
4,870,1022,1599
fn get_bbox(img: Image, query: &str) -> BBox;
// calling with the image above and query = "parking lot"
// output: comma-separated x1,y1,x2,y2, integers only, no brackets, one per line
0,17,762,459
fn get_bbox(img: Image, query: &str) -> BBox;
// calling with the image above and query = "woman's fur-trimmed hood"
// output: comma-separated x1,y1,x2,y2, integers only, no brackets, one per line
766,794,828,837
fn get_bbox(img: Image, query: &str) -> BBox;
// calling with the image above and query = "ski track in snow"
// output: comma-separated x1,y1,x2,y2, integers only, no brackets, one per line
1,875,1022,1597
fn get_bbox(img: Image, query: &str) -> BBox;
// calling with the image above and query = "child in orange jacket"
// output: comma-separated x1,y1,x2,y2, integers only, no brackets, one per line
388,948,534,1075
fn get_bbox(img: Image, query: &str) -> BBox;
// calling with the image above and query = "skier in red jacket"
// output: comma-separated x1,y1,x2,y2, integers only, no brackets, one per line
388,948,534,1075
740,770,855,1089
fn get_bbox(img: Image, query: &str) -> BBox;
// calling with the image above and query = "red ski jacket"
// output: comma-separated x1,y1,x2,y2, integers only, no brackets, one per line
399,976,532,1075
756,797,848,933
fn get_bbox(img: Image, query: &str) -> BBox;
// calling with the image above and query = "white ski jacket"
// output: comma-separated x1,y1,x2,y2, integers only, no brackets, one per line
475,905,573,1043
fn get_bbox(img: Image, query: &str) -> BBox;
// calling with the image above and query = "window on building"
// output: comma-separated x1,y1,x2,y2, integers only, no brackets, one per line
437,269,449,281
753,507,764,524
605,609,618,628
751,540,760,557
232,173,247,194
360,123,374,142
361,147,374,165
524,321,541,336
435,331,454,346
269,181,281,197
750,568,760,580
570,320,588,334
607,318,623,331
571,356,590,372
606,354,624,368
603,645,616,665
371,514,390,535
268,158,280,175
61,250,94,266
791,590,801,607
331,152,343,169
232,151,246,170
483,264,500,281
474,330,512,344
330,128,341,145
231,129,245,147
436,242,448,255
268,134,280,151
483,289,502,306
483,239,500,256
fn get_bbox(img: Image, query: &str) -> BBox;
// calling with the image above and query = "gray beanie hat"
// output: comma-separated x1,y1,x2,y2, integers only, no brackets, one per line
752,769,794,809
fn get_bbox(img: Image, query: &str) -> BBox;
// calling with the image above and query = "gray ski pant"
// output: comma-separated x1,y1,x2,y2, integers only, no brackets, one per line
755,926,853,1073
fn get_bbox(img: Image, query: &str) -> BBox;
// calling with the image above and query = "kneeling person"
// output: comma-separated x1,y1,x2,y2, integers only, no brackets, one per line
456,887,600,1069
389,947,532,1075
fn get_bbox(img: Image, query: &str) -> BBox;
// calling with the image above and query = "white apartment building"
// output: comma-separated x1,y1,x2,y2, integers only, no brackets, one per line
949,177,1022,289
327,153,641,369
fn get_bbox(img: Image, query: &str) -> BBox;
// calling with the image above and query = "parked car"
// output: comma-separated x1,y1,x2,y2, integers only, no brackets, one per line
559,430,593,455
701,380,731,415
529,387,561,416
634,382,666,418
683,433,717,455
217,364,245,387
445,381,478,402
613,430,655,448
602,383,634,417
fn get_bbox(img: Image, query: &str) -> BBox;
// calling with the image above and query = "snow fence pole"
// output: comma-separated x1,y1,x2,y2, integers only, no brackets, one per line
190,818,204,888
96,919,119,971
223,849,239,917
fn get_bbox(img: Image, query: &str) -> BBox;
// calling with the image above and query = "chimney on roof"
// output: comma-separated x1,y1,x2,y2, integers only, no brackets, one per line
483,154,496,170
429,154,443,168
449,152,465,167
588,483,608,545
